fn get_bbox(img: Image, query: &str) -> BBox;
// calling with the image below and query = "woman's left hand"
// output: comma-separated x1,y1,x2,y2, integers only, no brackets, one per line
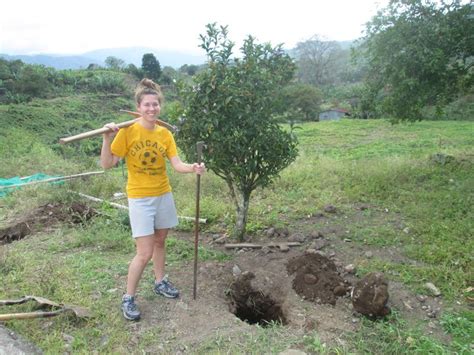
192,163,206,175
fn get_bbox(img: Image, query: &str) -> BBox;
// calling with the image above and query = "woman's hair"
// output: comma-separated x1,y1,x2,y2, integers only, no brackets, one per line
134,78,164,105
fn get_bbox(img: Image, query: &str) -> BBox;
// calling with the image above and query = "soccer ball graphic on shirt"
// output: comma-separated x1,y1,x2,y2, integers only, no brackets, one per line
139,149,158,166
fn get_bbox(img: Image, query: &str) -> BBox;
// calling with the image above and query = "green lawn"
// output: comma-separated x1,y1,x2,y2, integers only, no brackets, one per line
1,118,473,353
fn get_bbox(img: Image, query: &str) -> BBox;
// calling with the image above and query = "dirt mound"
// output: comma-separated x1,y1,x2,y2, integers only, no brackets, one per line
351,272,391,317
0,202,98,244
287,252,348,305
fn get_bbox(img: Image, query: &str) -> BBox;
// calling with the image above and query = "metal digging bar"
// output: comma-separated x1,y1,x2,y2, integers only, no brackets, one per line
193,142,204,300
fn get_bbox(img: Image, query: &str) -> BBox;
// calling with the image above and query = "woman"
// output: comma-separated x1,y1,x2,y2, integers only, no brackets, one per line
101,78,205,321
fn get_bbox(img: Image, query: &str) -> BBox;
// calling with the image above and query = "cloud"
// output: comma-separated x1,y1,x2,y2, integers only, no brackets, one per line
1,0,388,55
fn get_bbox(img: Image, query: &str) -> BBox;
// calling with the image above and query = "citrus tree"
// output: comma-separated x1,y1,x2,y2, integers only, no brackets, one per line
176,24,298,241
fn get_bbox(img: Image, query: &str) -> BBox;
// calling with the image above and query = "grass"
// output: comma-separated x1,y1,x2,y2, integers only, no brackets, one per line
1,117,473,353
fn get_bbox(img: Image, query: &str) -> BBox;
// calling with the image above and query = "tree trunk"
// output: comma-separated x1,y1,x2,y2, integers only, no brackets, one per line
234,192,250,242
226,180,251,242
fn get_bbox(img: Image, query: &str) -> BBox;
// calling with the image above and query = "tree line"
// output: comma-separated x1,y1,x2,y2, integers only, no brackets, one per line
1,0,471,120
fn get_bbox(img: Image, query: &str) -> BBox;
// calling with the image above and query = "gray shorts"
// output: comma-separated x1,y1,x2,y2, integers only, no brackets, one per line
128,192,179,238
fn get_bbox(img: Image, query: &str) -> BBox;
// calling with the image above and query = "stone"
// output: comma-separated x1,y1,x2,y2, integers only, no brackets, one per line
232,265,242,277
279,349,307,355
334,285,347,296
324,205,337,213
266,227,276,237
425,282,441,297
309,231,324,239
288,233,306,243
312,239,328,250
304,273,318,284
416,294,428,303
344,264,356,274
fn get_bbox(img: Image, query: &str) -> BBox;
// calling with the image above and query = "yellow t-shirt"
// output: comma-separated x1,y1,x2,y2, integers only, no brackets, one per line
111,122,178,198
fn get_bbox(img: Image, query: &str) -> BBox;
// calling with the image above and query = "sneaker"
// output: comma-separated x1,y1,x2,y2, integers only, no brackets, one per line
154,275,179,298
121,295,141,321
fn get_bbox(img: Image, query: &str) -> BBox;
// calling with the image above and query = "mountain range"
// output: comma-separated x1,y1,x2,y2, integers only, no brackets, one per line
0,47,208,70
1,41,354,71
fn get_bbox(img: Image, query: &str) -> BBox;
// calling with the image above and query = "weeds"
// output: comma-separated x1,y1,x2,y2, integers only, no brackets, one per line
1,119,473,352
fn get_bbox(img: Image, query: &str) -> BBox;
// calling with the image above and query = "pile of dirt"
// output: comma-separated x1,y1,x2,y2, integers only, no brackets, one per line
351,272,391,317
0,202,97,244
287,252,349,305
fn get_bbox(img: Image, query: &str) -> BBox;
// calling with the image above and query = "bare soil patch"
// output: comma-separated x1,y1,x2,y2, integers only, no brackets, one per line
0,202,98,244
1,203,453,352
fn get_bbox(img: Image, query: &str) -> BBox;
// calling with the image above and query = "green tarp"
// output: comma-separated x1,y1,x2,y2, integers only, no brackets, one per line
0,173,62,197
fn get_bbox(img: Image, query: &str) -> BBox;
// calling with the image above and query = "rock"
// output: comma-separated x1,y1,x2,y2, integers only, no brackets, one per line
334,285,347,296
279,349,307,355
351,272,391,317
324,205,337,213
215,237,226,244
304,274,318,284
425,282,441,297
63,333,75,343
266,227,276,237
288,233,306,243
261,246,272,254
364,251,373,259
344,264,356,274
309,231,324,239
312,239,328,250
279,244,290,252
416,294,428,303
275,227,289,237
0,324,42,354
232,265,242,277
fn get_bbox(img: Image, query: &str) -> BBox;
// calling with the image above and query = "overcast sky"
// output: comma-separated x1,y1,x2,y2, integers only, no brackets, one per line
1,0,389,55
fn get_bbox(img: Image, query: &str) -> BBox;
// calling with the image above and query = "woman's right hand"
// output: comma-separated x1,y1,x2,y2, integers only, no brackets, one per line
103,122,119,139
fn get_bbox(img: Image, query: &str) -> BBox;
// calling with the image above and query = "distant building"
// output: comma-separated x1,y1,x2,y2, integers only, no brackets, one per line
319,108,351,121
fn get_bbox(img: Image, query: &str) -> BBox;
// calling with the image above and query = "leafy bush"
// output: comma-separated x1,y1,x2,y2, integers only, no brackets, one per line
0,58,132,103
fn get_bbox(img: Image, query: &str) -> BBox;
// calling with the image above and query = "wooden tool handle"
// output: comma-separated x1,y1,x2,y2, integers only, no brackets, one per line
59,119,138,144
120,110,177,132
59,111,178,144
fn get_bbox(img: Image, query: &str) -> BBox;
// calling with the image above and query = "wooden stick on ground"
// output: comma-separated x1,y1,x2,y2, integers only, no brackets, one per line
224,242,301,249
